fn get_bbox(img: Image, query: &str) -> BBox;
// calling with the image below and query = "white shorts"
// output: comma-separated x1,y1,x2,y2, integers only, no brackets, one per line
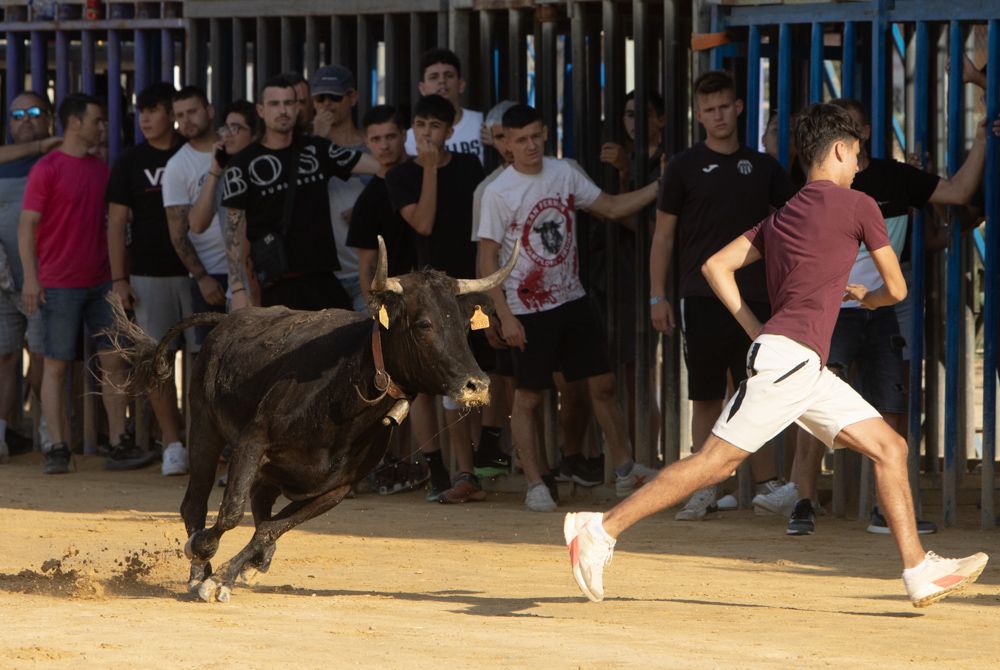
712,334,882,452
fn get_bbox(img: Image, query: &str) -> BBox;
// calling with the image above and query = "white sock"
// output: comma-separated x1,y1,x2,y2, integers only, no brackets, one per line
166,441,183,451
902,555,930,578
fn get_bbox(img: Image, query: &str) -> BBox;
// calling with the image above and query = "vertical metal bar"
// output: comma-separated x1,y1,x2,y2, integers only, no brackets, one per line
571,3,587,162
255,18,270,90
746,25,761,150
943,20,963,527
81,31,96,95
410,13,426,103
161,29,175,84
134,29,149,140
437,9,449,47
186,19,200,86
231,19,246,101
209,20,223,105
357,15,372,122
842,22,855,99
777,24,791,168
981,19,999,530
709,4,722,70
55,30,69,112
280,17,294,75
908,20,929,512
305,16,319,79
30,31,47,95
810,22,823,103
633,0,651,467
508,9,526,101
384,14,397,106
108,30,123,162
540,15,558,153
602,0,624,377
871,1,888,159
6,32,25,119
479,10,496,112
449,9,470,108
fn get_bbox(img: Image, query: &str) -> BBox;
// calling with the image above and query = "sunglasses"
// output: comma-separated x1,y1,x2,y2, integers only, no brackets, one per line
218,123,250,136
314,93,346,103
10,106,43,120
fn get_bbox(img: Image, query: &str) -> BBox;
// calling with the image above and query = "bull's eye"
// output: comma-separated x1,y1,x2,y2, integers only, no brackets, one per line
416,318,433,331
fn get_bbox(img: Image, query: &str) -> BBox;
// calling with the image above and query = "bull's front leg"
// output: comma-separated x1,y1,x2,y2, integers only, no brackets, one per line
186,432,269,599
198,484,352,603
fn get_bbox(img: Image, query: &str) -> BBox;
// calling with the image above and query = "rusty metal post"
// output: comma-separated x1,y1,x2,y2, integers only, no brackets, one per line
508,8,526,102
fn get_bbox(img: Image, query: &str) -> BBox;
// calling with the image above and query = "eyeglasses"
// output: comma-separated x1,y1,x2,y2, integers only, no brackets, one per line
10,106,43,121
218,123,250,136
314,93,346,103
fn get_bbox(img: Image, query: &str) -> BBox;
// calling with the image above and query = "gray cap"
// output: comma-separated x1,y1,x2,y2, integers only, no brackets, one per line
310,65,355,97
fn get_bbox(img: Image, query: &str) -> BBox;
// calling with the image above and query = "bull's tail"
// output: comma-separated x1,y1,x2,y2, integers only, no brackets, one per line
105,293,227,395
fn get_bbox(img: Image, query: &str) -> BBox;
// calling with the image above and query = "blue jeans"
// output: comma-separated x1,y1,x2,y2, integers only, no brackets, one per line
41,282,114,361
828,307,906,414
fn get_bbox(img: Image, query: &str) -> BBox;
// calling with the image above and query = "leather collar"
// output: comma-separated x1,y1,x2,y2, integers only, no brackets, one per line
371,322,409,400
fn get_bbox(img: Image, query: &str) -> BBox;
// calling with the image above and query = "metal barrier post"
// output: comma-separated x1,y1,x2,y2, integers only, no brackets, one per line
746,25,760,149
82,31,96,95
982,19,999,529
135,29,149,138
842,21,855,99
943,20,964,527
55,30,69,110
908,20,929,509
107,29,123,162
810,22,823,103
30,30,46,95
777,23,791,168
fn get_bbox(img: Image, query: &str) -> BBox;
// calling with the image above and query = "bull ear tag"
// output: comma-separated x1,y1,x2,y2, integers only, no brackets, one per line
378,304,390,329
470,305,490,331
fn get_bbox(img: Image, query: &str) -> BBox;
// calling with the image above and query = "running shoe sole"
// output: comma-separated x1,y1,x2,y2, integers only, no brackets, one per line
563,513,600,603
867,523,937,535
911,559,988,608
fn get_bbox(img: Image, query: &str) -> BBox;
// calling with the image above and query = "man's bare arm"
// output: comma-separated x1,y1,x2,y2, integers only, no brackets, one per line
224,207,252,309
584,181,658,221
701,236,765,340
357,248,376,304
648,210,677,334
0,137,61,164
17,210,43,314
166,204,225,307
107,202,136,307
844,245,907,309
929,122,986,205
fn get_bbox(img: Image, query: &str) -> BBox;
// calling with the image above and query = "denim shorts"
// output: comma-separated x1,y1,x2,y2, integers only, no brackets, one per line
0,289,44,355
827,306,906,414
41,282,115,361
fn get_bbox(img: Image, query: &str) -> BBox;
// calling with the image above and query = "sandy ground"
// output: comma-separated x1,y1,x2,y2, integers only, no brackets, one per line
0,453,997,670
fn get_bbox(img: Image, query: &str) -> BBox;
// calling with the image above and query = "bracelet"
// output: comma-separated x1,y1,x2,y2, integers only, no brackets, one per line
112,277,128,283
649,295,667,306
209,171,222,178
231,287,246,294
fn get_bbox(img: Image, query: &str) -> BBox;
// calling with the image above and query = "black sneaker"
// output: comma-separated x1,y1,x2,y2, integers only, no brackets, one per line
866,506,937,535
105,435,157,471
42,443,73,475
6,430,34,456
473,449,510,478
786,499,816,536
556,455,603,487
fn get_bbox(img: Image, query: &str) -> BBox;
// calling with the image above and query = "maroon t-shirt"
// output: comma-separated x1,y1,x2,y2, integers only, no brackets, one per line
744,180,891,365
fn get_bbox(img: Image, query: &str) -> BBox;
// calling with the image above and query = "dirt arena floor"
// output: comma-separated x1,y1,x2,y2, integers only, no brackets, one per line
0,453,997,669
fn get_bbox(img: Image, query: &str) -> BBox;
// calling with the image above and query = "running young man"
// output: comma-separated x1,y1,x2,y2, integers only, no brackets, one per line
563,103,988,607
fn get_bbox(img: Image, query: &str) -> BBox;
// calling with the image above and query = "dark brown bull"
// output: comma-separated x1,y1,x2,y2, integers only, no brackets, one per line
111,237,518,602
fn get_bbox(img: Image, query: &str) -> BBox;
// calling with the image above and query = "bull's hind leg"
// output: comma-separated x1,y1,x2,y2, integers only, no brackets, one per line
186,433,269,600
179,414,226,588
237,480,282,584
199,484,351,603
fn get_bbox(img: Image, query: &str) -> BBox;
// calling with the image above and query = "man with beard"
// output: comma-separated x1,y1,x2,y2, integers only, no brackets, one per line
0,91,62,463
107,82,189,476
220,76,378,311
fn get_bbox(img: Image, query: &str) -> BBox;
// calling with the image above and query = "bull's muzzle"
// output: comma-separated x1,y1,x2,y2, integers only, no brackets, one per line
451,375,491,408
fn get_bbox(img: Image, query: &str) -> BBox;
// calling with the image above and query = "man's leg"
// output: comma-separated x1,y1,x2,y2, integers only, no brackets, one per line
97,349,128,443
414,393,450,501
41,357,69,444
439,405,486,504
586,372,631,467
511,388,545,485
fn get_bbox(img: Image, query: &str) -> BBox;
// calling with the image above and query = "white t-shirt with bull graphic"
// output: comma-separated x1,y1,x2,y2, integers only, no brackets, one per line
477,157,601,316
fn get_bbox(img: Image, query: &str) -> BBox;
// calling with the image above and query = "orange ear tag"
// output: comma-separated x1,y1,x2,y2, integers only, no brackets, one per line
470,305,490,330
378,304,390,329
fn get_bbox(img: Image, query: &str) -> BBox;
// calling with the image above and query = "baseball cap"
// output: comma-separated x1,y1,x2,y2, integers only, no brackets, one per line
310,65,355,97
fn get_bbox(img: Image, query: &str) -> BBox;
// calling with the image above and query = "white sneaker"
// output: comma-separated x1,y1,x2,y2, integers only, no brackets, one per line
903,551,989,607
563,512,616,602
525,483,557,512
752,480,798,517
0,439,8,464
614,462,658,498
716,493,738,511
674,485,719,521
161,442,189,476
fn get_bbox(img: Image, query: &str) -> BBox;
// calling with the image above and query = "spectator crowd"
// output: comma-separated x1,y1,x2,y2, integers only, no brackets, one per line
0,47,991,529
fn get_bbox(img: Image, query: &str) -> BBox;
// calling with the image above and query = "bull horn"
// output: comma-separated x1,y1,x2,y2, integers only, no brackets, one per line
371,235,403,294
455,240,521,295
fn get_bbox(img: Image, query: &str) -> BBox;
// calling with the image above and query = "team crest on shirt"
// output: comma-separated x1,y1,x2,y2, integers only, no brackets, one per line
737,159,753,175
521,194,575,267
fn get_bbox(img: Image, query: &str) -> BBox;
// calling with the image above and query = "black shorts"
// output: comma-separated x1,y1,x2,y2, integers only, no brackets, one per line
469,330,496,372
680,295,770,401
261,272,351,311
511,296,611,390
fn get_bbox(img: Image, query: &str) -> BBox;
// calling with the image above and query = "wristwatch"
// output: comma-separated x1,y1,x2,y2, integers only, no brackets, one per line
649,295,667,306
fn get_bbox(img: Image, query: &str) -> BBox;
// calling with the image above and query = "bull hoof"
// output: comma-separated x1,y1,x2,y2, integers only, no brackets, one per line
197,577,219,602
217,585,231,603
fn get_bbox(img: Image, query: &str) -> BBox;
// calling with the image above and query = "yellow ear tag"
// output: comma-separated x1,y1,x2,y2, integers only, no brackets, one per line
470,305,490,331
378,304,390,329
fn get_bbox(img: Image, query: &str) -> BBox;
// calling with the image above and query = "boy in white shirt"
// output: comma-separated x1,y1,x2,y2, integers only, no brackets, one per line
405,48,484,164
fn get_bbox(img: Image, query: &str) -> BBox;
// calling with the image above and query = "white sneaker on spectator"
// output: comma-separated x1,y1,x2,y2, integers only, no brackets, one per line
716,493,738,511
614,462,658,498
525,483,557,512
674,485,719,521
563,512,616,602
161,442,189,476
752,480,798,517
903,551,988,607
0,439,8,464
